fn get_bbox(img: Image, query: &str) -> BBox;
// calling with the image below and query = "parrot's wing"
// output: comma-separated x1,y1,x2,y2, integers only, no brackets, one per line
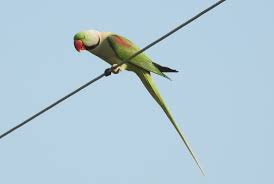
107,35,169,78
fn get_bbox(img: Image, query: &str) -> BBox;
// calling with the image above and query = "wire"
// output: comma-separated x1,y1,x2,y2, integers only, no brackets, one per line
0,73,105,139
114,0,226,69
0,0,226,140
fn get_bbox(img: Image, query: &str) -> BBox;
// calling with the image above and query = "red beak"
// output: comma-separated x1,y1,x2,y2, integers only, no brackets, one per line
74,40,84,52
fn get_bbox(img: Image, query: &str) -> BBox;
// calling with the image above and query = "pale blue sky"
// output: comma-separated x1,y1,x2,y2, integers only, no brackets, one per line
0,0,274,183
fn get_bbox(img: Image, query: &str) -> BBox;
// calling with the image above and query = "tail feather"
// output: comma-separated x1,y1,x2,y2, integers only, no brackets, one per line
135,69,204,175
153,62,178,73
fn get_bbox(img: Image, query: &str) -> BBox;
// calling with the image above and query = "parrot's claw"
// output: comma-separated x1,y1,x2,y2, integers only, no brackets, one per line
112,64,122,74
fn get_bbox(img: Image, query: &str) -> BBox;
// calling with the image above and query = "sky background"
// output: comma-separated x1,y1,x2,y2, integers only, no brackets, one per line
0,0,273,183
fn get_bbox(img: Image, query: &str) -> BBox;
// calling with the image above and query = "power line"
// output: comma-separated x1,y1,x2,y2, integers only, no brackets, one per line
114,0,226,69
0,73,106,139
0,0,226,140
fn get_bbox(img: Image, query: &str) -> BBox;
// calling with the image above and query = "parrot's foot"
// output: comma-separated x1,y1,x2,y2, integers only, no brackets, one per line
112,64,122,74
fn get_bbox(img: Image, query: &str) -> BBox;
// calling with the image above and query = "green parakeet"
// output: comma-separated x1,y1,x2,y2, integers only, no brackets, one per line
74,30,204,174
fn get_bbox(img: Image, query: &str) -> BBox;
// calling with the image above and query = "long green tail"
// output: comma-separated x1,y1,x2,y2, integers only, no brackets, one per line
135,69,205,175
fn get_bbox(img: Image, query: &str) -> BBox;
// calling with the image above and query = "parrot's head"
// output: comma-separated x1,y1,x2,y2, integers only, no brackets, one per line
73,30,100,52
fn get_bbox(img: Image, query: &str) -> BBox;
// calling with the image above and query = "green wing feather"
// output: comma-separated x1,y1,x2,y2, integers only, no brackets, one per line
107,35,169,78
108,34,204,174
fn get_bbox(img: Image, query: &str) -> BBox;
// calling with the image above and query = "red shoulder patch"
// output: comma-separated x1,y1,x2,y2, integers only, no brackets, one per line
113,36,131,48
